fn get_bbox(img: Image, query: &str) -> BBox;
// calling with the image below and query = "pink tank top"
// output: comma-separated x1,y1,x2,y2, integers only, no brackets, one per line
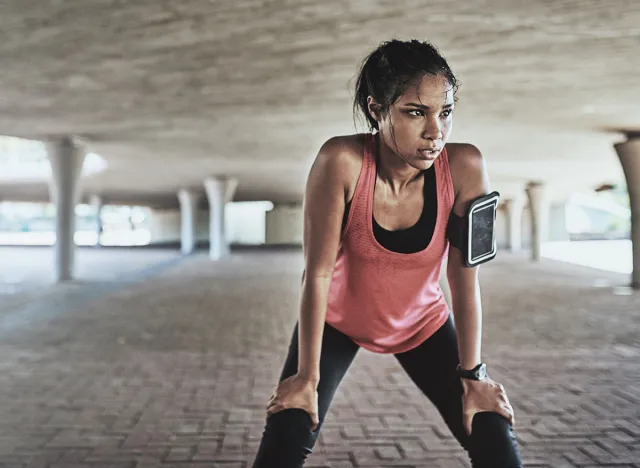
325,133,455,354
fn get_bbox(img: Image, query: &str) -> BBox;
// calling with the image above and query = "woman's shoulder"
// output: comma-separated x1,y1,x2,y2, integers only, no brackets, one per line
318,133,367,166
443,142,489,206
443,142,485,179
444,142,483,165
315,134,368,195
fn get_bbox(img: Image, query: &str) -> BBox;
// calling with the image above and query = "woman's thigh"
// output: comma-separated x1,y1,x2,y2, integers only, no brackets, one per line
393,315,522,467
394,316,467,439
277,320,360,428
252,320,359,468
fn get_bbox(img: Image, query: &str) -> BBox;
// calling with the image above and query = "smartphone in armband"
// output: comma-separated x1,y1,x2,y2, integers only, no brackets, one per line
447,191,500,267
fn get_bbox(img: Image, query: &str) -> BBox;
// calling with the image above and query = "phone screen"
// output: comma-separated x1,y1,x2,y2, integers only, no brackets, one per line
470,203,496,263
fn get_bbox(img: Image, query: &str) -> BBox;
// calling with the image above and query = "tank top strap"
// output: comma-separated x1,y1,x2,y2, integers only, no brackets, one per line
434,145,455,215
343,133,376,234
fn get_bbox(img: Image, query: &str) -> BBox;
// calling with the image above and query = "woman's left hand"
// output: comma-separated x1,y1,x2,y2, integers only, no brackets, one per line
461,377,514,436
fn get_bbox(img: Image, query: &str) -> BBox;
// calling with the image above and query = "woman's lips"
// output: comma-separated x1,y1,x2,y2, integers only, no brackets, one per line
419,148,441,159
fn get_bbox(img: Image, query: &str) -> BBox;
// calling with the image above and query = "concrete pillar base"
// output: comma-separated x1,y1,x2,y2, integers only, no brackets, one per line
204,177,238,260
178,189,200,255
614,136,640,289
47,136,87,282
525,181,549,262
89,194,103,247
503,197,525,253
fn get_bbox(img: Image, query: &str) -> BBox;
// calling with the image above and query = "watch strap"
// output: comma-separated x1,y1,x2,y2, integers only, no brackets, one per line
456,363,487,380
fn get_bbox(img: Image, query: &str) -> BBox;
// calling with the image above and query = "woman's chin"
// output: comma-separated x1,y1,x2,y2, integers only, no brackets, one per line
412,158,436,171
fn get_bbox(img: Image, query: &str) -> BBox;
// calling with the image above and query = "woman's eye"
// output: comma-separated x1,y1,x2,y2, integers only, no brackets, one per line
408,110,424,117
441,109,453,117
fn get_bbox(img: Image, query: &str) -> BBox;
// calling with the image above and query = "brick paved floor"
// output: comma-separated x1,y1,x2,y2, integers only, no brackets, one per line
0,248,637,467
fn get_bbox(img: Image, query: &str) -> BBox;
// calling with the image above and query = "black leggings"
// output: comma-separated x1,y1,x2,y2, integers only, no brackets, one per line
252,315,522,468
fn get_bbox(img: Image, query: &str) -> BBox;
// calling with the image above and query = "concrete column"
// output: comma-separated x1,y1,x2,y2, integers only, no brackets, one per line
89,194,103,247
46,136,87,282
203,177,238,260
614,136,640,288
502,197,525,252
525,181,549,262
177,189,200,255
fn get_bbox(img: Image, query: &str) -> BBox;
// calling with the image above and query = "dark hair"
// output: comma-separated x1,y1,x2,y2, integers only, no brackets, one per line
353,39,459,131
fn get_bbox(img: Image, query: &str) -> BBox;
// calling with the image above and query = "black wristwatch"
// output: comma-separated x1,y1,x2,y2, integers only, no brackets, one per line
456,363,487,381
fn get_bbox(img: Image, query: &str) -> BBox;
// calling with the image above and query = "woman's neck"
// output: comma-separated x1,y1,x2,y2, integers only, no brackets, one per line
375,133,423,196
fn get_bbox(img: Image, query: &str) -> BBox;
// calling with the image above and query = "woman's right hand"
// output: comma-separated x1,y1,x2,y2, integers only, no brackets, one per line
266,374,319,431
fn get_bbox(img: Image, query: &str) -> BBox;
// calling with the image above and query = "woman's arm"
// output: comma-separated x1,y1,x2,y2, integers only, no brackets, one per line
446,143,515,435
297,137,354,384
446,143,491,370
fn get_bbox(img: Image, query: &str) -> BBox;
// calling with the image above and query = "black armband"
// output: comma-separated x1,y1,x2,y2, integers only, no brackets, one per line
446,191,500,267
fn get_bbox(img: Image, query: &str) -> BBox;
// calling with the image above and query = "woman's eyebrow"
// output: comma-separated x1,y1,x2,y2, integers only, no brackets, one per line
404,102,454,109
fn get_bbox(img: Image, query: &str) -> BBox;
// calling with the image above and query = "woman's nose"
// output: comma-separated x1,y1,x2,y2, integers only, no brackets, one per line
423,119,442,140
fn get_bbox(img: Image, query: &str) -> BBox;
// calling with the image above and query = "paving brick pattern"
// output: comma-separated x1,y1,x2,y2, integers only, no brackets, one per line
0,249,638,467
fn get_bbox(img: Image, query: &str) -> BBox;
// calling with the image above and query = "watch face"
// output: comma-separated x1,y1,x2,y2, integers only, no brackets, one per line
477,364,487,380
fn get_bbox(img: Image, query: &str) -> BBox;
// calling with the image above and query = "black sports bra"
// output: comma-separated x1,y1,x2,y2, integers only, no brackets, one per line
342,165,437,254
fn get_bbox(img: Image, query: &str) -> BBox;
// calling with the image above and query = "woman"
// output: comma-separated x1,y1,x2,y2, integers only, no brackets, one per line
252,39,523,468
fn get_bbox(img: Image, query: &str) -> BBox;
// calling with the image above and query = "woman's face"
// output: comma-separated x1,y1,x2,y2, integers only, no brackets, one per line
371,73,455,170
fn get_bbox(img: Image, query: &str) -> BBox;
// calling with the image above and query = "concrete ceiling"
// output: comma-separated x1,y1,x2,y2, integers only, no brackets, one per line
0,0,638,208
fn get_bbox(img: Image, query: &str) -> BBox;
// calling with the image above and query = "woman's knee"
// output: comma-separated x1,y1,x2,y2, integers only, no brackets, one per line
252,408,319,468
266,407,317,440
467,412,522,468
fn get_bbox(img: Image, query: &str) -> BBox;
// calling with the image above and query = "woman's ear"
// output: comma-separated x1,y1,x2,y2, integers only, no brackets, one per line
367,96,383,123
